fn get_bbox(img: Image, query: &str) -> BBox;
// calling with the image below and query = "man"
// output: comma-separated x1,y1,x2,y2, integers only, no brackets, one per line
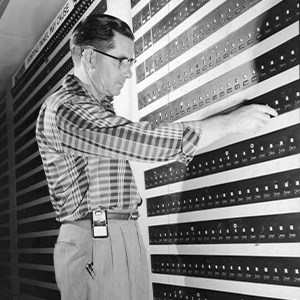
36,14,277,300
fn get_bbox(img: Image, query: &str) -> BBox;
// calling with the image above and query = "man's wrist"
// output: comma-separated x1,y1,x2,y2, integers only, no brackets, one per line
182,120,203,133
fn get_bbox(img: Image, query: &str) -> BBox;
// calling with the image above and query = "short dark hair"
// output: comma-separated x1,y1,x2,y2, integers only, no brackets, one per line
70,14,134,63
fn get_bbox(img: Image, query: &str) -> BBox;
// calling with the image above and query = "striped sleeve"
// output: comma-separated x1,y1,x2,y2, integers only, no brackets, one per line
54,100,201,164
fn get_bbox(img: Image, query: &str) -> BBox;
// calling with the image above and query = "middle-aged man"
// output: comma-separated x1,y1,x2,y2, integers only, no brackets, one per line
36,14,278,300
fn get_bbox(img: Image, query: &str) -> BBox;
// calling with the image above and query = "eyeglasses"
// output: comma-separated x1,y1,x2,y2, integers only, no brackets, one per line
92,48,136,70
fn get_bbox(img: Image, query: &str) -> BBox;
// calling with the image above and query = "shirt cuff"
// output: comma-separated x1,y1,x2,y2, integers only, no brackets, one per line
181,121,203,165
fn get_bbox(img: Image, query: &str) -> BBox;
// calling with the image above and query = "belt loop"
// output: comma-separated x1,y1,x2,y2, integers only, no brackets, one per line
130,211,139,220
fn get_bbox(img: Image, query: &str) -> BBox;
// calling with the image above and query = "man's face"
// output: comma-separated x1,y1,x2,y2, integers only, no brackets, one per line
91,32,135,97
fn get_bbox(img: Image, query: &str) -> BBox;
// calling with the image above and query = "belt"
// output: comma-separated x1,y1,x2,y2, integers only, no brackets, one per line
81,210,139,221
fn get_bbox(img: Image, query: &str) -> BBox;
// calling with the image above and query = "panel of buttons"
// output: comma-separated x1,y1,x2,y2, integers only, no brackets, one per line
134,36,144,58
134,0,211,58
138,9,299,109
133,0,172,32
142,75,300,135
14,57,74,139
152,282,282,300
133,1,300,299
149,213,300,244
147,168,300,216
13,53,73,123
13,42,70,115
136,0,299,83
139,35,299,121
145,124,300,189
251,79,300,115
11,0,107,99
134,0,264,59
151,255,300,287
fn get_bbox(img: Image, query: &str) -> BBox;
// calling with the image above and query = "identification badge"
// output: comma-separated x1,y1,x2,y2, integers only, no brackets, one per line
92,209,108,238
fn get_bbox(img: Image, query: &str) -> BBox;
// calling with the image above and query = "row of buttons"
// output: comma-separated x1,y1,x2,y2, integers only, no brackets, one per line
133,0,171,32
11,0,103,98
134,0,262,58
153,282,281,300
145,124,300,189
151,255,300,287
139,36,299,123
135,0,211,57
147,168,300,216
149,213,300,244
136,0,299,84
143,77,300,139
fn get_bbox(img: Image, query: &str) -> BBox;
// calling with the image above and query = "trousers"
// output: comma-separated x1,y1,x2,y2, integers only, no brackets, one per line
54,218,151,300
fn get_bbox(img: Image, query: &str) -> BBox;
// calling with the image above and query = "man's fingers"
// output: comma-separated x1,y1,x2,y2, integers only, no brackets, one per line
258,112,272,121
252,104,278,117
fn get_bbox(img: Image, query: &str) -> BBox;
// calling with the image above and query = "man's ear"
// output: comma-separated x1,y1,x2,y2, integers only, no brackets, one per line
82,48,96,70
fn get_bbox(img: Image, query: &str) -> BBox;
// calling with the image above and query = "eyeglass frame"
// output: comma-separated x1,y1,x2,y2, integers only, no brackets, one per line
90,48,136,69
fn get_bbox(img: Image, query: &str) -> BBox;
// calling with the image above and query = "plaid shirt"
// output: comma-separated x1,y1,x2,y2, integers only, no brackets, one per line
36,75,201,222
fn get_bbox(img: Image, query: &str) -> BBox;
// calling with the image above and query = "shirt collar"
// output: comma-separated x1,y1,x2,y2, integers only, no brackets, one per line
62,74,115,114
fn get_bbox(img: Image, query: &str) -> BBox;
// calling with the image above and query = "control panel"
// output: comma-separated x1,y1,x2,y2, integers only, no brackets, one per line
131,0,300,299
151,255,300,286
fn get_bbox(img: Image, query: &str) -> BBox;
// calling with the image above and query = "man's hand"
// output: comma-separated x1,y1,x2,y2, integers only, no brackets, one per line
184,104,278,150
224,104,278,135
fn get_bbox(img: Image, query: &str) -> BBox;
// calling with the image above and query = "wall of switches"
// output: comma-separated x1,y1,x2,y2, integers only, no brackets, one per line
132,0,300,299
0,0,299,299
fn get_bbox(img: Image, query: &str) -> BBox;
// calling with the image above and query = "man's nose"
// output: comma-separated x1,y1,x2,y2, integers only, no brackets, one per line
122,65,133,79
